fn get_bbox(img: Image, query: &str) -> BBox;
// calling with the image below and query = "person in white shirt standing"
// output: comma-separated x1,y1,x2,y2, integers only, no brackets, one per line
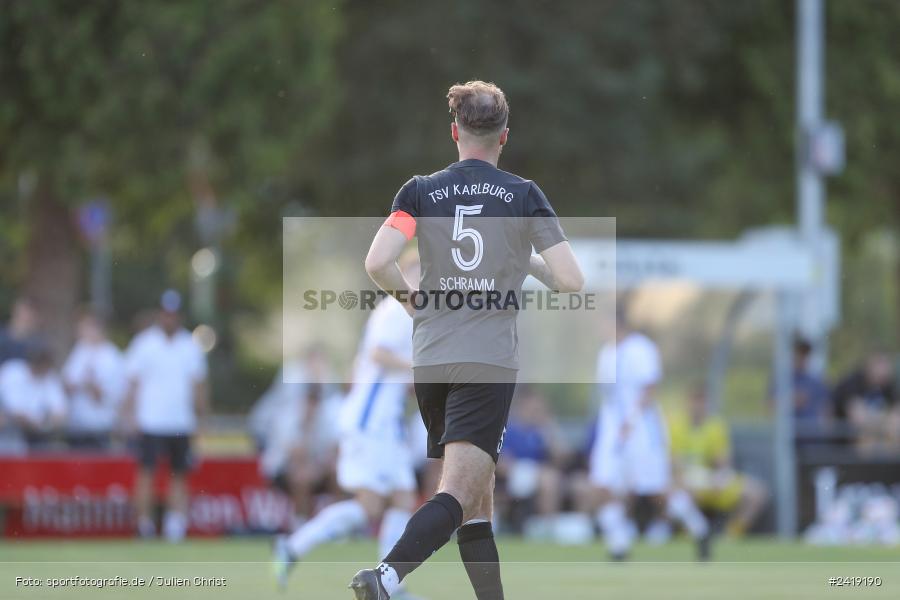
0,340,66,453
274,252,421,599
63,309,126,450
124,290,208,542
590,310,709,560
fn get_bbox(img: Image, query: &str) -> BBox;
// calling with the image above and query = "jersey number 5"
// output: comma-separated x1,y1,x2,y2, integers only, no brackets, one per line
452,204,484,271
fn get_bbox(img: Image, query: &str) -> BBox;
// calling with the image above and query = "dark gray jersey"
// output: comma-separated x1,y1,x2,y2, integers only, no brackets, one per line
391,158,566,369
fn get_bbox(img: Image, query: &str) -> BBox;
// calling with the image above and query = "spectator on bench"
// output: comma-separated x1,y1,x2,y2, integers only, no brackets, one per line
790,337,830,429
669,386,768,537
833,350,899,453
0,339,67,453
253,347,342,525
496,386,567,531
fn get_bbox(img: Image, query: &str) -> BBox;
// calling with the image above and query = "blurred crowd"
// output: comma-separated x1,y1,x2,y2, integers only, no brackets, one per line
1,295,897,544
249,353,762,545
788,338,899,451
0,294,207,455
0,293,208,541
242,332,897,545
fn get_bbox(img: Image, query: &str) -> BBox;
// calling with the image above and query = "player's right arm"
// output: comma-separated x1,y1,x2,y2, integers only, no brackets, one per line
365,226,416,315
366,178,419,314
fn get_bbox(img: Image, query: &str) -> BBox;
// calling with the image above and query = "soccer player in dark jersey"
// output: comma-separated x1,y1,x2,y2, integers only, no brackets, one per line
349,81,583,600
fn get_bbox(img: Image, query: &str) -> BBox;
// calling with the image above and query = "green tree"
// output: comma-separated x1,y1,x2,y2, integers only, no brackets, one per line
0,0,342,351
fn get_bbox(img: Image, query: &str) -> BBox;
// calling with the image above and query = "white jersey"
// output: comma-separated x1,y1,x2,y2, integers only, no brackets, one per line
339,298,413,440
125,326,207,435
591,332,669,494
596,332,662,425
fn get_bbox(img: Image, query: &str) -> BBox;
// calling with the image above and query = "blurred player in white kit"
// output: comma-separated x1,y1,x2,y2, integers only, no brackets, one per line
590,310,710,560
274,251,422,599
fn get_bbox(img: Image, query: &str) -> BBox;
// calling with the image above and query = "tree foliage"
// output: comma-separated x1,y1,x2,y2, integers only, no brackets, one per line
1,0,342,311
1,0,898,404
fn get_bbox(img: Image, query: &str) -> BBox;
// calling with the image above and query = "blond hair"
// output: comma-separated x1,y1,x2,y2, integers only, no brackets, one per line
447,81,509,136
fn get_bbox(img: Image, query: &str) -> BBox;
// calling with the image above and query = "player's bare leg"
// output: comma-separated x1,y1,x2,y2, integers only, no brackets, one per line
134,468,155,537
436,441,495,521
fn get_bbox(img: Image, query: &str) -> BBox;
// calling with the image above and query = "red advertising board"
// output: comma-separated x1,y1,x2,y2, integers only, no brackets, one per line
0,456,293,538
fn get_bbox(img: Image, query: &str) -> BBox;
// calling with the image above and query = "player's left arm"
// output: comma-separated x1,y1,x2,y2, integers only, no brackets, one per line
526,183,584,292
193,379,209,419
365,226,416,315
528,244,584,293
191,347,210,423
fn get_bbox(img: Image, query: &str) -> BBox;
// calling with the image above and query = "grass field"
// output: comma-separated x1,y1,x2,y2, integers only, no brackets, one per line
1,537,896,599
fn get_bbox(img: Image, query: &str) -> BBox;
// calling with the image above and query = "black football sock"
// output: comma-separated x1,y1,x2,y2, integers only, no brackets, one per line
457,521,504,600
382,492,464,582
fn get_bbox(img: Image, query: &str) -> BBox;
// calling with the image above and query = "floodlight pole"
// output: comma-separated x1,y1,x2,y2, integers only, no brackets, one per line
774,0,825,539
796,0,826,361
773,293,799,538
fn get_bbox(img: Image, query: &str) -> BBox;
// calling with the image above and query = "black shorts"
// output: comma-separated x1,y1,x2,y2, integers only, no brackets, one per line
413,363,517,463
136,433,193,474
66,432,112,452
